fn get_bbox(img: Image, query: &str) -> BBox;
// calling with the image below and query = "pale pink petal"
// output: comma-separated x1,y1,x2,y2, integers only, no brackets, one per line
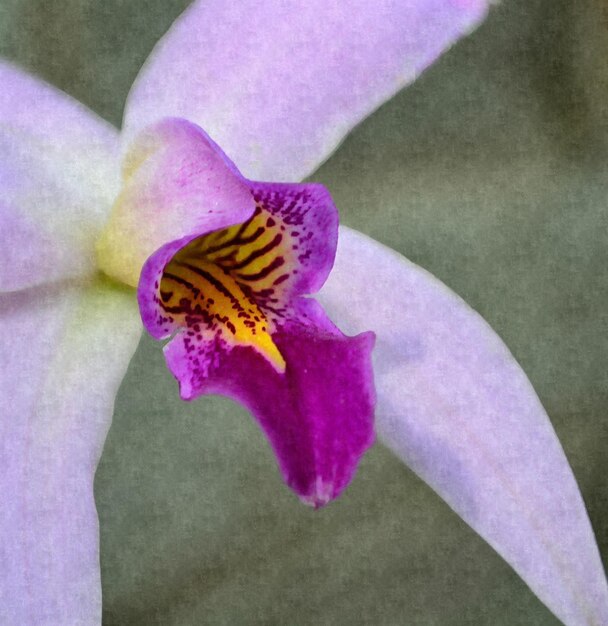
0,61,120,291
317,226,608,626
123,0,489,181
0,280,141,624
97,118,255,288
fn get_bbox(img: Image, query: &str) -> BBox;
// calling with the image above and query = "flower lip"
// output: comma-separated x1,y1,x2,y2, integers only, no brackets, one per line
132,118,376,506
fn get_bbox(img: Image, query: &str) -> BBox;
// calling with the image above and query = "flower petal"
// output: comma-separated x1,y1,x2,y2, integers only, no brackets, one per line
123,0,489,181
0,279,141,624
97,118,255,288
247,181,338,297
133,118,340,372
162,298,375,507
0,61,121,292
317,226,608,626
138,178,338,337
133,139,374,504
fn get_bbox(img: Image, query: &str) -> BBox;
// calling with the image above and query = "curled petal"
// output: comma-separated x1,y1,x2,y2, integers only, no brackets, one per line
0,61,120,292
248,181,338,297
138,176,339,343
96,118,255,288
134,117,340,363
0,279,141,624
134,128,374,504
317,226,608,626
123,0,489,181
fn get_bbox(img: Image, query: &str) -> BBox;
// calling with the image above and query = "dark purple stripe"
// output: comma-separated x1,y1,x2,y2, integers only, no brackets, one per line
207,227,229,243
213,249,238,264
237,256,285,281
175,261,244,311
199,206,262,255
203,226,266,256
164,272,201,297
273,273,290,286
159,302,186,314
229,233,283,270
234,205,262,237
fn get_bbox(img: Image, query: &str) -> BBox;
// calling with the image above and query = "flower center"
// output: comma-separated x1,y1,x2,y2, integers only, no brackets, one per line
157,205,288,371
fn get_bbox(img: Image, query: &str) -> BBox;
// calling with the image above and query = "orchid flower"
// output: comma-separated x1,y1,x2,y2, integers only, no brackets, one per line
1,2,607,626
97,116,376,507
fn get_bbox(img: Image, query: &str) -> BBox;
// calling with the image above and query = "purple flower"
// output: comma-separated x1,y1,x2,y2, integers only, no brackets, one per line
1,2,607,626
99,117,376,507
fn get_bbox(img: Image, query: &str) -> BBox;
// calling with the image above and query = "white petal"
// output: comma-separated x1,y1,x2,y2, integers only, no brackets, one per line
123,0,488,181
0,61,121,291
318,226,608,626
0,279,141,624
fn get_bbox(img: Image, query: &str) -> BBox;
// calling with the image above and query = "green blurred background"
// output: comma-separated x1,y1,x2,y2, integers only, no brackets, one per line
1,1,607,623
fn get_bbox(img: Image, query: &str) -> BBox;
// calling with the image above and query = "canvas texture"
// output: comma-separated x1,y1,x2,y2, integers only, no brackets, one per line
1,1,606,624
